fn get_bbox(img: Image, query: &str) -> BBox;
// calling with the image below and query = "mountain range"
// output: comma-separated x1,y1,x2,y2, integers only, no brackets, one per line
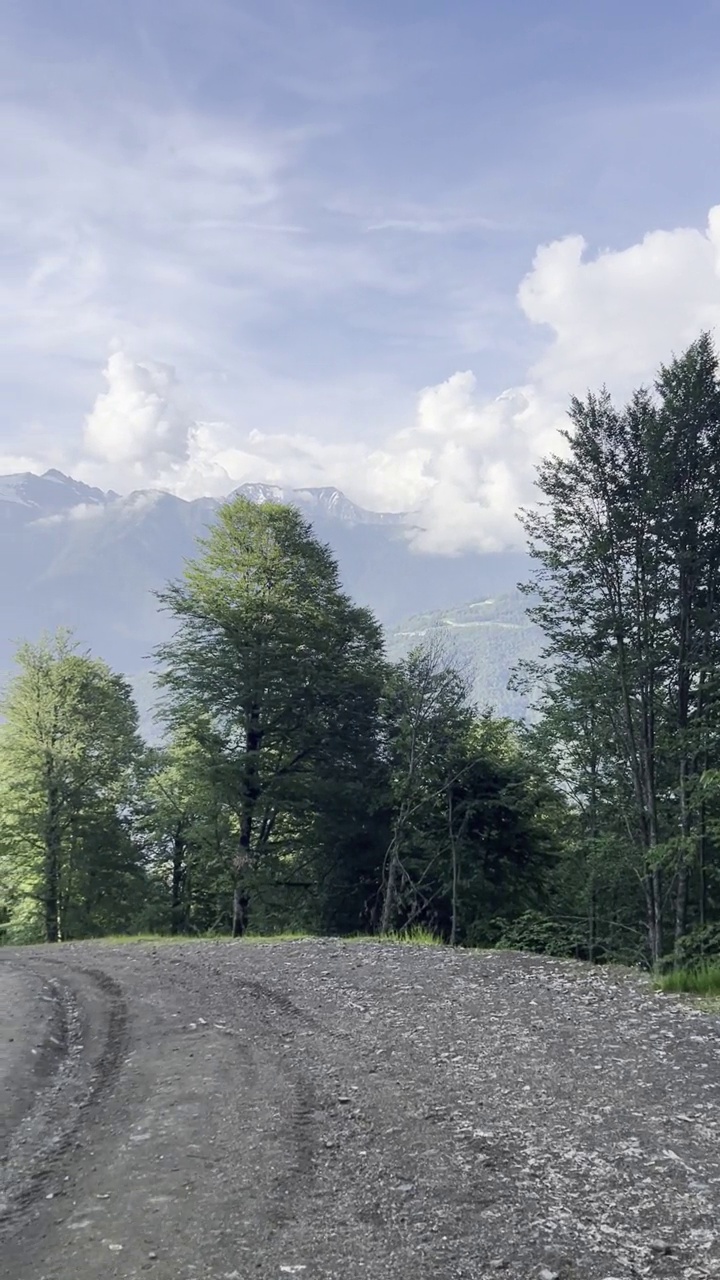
0,469,538,731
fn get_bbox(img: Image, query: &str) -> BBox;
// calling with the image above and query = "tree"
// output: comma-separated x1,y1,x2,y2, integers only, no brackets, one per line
154,496,387,936
0,630,145,943
378,640,473,935
134,727,236,935
517,335,720,966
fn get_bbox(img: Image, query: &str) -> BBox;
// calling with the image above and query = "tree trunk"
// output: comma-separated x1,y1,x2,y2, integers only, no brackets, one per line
379,842,399,935
698,798,707,930
44,776,61,943
652,866,663,965
674,865,688,949
448,791,458,947
171,826,187,935
232,885,249,937
233,703,263,939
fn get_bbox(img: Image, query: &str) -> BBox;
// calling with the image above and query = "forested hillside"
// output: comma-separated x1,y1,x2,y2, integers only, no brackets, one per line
386,593,541,721
3,335,720,978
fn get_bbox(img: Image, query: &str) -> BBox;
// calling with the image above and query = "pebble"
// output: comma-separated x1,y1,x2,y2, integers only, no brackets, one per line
648,1239,672,1254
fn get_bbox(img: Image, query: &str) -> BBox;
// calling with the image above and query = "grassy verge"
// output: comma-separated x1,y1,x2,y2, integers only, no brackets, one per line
656,962,720,1009
59,925,445,948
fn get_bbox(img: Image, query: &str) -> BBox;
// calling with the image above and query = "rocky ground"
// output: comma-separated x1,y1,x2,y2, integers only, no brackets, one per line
1,939,719,1280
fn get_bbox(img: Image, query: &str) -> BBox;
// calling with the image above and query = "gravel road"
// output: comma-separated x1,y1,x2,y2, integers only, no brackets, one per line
1,939,719,1280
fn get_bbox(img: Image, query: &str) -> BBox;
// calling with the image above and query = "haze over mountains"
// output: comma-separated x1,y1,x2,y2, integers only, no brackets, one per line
0,469,537,726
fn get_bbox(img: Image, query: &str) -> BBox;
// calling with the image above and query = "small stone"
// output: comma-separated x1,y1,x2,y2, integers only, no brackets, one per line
648,1240,672,1255
148,1252,158,1260
538,1270,559,1280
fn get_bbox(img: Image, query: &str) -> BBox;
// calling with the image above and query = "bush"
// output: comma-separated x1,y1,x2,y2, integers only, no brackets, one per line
492,910,581,958
673,924,720,971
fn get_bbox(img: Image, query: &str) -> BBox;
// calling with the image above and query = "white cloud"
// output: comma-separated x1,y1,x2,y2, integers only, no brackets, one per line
35,503,106,527
519,209,720,398
396,205,720,552
84,353,194,471
6,205,720,554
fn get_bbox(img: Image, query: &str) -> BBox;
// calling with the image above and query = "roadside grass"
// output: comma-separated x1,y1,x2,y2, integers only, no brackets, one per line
55,925,445,948
322,926,443,946
656,962,720,1001
388,925,444,946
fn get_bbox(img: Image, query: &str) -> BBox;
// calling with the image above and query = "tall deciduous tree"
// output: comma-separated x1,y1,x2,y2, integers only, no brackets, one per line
518,334,720,965
154,496,387,936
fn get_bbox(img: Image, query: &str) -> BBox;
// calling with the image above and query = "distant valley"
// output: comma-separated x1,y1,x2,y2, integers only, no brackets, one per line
0,470,538,730
386,594,542,720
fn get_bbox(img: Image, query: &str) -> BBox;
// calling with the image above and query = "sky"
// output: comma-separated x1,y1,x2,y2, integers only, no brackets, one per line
3,0,720,551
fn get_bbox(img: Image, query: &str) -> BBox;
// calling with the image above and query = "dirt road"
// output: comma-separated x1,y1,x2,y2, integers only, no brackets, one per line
1,939,719,1280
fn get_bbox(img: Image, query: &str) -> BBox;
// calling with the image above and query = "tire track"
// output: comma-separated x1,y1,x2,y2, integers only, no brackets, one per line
231,976,323,1225
0,962,129,1240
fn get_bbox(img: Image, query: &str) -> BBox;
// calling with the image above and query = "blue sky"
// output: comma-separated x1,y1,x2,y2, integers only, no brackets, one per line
3,0,720,548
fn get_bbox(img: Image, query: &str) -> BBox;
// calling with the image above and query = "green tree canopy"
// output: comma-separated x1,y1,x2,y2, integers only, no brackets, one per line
0,630,145,942
154,496,387,935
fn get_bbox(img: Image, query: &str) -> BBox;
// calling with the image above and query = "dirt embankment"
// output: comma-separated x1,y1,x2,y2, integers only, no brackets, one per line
1,940,719,1280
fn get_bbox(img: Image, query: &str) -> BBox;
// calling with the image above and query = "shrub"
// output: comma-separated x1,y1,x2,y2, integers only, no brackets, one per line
673,924,720,971
492,910,581,958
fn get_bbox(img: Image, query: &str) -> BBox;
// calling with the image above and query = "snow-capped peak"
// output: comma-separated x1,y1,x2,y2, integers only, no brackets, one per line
0,469,111,520
232,483,288,505
229,482,406,526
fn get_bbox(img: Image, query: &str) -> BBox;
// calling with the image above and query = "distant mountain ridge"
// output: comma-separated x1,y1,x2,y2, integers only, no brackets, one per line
0,469,117,518
0,470,406,527
232,482,408,526
0,469,533,730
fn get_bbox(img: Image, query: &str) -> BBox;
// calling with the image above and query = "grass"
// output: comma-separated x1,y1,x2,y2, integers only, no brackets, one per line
656,962,720,998
390,925,444,946
55,925,445,948
312,926,443,947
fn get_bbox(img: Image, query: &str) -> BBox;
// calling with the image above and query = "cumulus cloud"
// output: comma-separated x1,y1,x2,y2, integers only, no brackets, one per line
519,208,720,399
396,205,720,552
15,204,720,555
83,353,194,472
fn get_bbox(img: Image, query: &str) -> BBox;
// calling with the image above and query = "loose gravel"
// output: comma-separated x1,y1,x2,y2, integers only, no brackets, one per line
1,939,719,1280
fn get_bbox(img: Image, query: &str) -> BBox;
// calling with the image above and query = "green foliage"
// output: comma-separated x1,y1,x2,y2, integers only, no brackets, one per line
671,924,720,970
492,910,583,959
0,630,146,943
657,963,720,996
153,496,388,937
517,333,720,968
